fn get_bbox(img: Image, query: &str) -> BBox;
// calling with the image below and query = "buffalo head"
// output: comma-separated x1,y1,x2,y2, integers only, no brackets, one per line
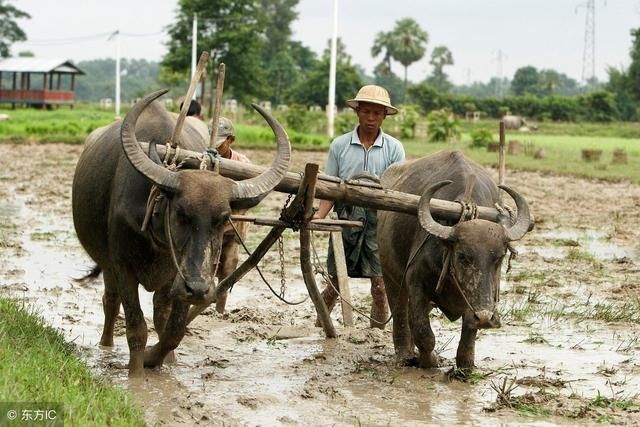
120,89,290,304
418,180,531,331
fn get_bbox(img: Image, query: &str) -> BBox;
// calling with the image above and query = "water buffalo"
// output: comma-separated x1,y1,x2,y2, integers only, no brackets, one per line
503,114,537,131
72,89,290,376
378,150,532,369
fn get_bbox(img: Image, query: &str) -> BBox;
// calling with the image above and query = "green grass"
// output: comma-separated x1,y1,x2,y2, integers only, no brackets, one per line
0,106,115,144
0,297,145,426
3,106,640,183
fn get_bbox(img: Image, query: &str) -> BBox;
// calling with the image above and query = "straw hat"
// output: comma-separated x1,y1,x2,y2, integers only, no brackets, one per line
346,85,398,115
212,116,235,148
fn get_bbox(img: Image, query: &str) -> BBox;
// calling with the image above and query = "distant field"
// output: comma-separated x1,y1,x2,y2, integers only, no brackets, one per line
1,106,639,183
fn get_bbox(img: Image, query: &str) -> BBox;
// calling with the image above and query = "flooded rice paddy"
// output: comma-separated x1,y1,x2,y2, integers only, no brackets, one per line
1,143,639,425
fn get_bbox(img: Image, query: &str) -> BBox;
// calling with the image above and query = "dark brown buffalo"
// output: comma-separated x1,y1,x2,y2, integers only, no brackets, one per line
378,150,532,369
72,89,290,376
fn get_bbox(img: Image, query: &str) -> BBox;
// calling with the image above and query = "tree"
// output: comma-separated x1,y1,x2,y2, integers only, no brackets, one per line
391,18,428,95
163,0,268,105
511,66,540,96
286,39,363,108
426,45,454,92
371,31,394,75
258,0,300,105
371,18,428,98
625,28,640,103
0,0,30,58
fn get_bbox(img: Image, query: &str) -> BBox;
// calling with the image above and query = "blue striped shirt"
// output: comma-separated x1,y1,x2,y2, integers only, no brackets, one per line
324,126,405,181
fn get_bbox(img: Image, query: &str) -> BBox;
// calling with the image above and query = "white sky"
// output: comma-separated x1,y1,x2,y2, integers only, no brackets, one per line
11,0,640,85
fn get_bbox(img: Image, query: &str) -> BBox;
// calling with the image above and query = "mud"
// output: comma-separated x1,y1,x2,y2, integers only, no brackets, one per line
1,143,639,426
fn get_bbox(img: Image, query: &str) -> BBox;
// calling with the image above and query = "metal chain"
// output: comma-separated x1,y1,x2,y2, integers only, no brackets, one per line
278,234,286,298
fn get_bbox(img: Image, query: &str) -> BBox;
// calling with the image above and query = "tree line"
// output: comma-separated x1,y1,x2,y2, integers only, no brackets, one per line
2,0,640,122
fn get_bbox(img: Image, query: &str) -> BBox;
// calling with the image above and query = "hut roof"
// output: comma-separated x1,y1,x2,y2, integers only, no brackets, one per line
0,58,85,75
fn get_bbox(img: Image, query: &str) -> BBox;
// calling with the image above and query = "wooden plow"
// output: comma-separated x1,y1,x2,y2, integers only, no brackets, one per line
140,142,520,338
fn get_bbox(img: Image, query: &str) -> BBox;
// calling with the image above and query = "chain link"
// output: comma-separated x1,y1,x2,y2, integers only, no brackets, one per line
278,234,286,297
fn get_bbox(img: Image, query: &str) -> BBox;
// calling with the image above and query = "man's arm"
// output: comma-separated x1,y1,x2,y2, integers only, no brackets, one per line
314,199,334,219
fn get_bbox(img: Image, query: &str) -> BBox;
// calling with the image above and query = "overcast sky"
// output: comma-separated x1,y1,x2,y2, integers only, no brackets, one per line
11,0,640,85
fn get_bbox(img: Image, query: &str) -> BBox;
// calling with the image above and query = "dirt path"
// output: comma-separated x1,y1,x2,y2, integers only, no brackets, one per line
1,143,639,425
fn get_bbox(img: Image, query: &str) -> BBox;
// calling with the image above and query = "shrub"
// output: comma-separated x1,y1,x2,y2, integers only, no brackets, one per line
398,104,419,139
469,128,494,148
426,109,461,143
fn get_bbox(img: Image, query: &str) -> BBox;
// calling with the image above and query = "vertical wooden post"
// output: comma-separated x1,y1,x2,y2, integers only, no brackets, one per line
330,230,353,326
209,63,226,148
498,120,506,203
299,163,337,338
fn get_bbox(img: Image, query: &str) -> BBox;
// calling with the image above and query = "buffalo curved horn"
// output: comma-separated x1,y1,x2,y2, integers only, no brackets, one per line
498,185,532,241
230,103,291,209
418,180,455,241
121,89,179,192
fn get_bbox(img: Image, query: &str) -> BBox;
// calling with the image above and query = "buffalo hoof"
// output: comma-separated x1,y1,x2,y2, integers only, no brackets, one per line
456,356,475,370
143,344,166,368
163,350,176,364
418,351,441,369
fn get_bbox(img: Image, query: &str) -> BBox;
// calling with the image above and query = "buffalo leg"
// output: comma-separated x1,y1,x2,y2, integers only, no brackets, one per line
116,271,148,377
456,324,478,369
384,274,413,363
408,285,439,368
152,287,176,363
214,239,239,313
99,269,121,347
144,300,188,368
370,276,389,329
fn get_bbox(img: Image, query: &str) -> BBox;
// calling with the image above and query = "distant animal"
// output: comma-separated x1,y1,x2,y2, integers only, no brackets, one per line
72,89,290,376
503,115,537,131
378,151,532,369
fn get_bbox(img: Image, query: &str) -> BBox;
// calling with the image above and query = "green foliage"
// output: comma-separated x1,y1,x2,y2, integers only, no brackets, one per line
426,109,460,142
163,0,269,104
469,128,494,148
283,104,312,133
371,17,428,100
75,58,161,102
0,297,145,425
0,0,30,58
334,111,356,135
285,57,364,109
398,104,419,139
427,45,454,92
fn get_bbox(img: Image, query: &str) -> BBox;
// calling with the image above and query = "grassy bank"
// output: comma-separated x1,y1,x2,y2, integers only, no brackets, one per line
0,297,144,426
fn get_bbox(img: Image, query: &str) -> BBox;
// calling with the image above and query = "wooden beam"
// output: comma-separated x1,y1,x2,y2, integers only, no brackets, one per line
141,143,503,223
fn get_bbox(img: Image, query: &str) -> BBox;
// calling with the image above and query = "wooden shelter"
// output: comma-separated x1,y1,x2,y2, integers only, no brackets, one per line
0,58,85,108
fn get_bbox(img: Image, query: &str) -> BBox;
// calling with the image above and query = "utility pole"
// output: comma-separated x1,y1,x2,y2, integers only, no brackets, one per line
495,49,504,98
327,0,338,138
108,30,121,118
581,0,596,90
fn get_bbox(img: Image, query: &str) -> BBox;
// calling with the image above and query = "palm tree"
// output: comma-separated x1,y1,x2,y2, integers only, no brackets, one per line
428,45,454,91
371,31,393,75
388,18,428,97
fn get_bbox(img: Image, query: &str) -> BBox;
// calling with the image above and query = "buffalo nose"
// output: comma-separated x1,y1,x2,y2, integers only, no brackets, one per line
185,280,209,300
474,310,501,329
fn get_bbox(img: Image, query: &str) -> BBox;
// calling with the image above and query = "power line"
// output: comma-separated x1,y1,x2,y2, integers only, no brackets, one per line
20,30,165,46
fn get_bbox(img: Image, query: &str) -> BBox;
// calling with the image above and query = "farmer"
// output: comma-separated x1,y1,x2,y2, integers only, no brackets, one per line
213,116,250,163
180,99,203,119
314,85,405,329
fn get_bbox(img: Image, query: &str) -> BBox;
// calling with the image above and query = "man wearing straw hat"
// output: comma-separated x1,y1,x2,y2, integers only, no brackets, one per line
314,85,405,329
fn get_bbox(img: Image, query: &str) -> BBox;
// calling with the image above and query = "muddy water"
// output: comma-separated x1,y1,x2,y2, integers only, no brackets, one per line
1,144,640,425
